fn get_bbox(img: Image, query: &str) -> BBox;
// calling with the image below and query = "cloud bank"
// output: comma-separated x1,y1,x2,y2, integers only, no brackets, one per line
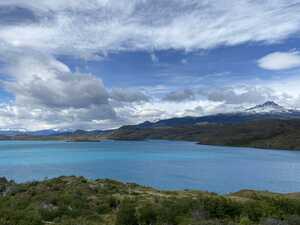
0,1,300,130
0,53,117,130
1,1,300,56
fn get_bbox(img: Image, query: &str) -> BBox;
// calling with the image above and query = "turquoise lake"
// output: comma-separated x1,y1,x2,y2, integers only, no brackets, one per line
0,140,299,194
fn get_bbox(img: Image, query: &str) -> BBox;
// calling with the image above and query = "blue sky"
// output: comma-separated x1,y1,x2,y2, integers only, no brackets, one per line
76,38,300,88
0,1,300,130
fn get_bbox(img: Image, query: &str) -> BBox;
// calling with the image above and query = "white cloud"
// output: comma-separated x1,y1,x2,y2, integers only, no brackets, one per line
184,106,204,117
4,54,110,109
206,87,276,104
0,52,119,130
163,89,195,102
150,52,159,63
110,88,149,103
1,1,300,130
258,51,300,70
0,1,300,56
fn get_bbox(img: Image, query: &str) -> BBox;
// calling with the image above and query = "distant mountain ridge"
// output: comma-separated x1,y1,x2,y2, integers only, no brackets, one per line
2,101,300,150
0,129,60,137
1,101,300,137
109,102,300,150
120,101,300,130
0,129,106,137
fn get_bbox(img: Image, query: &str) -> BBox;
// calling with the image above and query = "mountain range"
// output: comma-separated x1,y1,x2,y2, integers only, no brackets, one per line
109,101,300,150
2,101,300,150
0,128,107,137
1,101,300,135
120,101,300,130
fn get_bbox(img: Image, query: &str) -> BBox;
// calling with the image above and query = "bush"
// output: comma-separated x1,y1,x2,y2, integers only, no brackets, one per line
202,196,241,219
116,199,138,225
243,201,264,222
137,203,158,225
239,217,252,225
286,215,300,225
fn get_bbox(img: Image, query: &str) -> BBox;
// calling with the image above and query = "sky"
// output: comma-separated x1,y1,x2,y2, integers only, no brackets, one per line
0,1,300,130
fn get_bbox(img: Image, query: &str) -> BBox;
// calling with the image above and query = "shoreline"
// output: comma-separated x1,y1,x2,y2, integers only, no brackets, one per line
1,176,299,225
3,175,300,196
0,137,299,151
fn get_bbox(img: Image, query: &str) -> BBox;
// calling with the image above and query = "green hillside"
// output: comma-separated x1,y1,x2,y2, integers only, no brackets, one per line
109,119,300,150
0,176,300,225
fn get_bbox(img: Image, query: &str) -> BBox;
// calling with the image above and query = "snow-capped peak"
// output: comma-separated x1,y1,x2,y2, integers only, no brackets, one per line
245,101,288,114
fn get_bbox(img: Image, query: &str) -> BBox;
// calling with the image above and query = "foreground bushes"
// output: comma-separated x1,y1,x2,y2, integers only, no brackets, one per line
115,196,300,225
0,176,299,225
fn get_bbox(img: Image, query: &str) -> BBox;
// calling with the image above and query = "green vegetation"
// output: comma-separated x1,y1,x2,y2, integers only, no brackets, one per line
1,119,300,150
0,176,300,225
110,119,300,150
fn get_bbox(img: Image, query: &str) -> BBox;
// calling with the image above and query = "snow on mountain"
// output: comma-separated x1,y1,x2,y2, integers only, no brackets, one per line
245,101,289,114
0,101,299,136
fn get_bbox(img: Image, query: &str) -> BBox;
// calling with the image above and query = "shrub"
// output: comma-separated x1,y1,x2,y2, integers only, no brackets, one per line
239,217,252,225
116,199,138,225
137,203,158,225
286,215,300,225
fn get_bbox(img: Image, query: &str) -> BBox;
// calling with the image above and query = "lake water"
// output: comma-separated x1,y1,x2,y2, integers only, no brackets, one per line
0,140,299,194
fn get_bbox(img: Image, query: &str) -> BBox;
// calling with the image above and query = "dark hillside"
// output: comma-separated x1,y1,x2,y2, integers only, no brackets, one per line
110,119,300,150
